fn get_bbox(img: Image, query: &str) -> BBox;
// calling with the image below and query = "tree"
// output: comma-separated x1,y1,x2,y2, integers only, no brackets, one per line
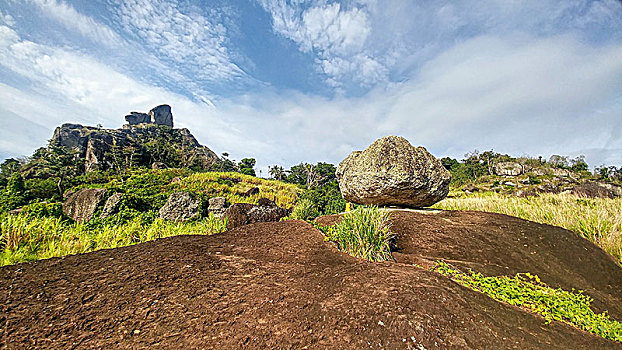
7,172,25,194
269,165,286,181
440,157,459,171
1,158,20,178
238,158,256,176
548,155,569,169
570,155,589,172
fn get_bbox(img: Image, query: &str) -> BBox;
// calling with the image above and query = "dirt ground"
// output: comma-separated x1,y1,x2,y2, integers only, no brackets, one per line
2,210,621,349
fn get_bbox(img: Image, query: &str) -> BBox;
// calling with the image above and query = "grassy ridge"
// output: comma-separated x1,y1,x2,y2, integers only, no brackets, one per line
433,193,622,264
0,171,302,266
0,213,227,266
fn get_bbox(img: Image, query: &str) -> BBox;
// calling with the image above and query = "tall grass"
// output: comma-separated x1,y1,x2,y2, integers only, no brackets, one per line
320,206,393,262
0,213,227,266
433,193,622,264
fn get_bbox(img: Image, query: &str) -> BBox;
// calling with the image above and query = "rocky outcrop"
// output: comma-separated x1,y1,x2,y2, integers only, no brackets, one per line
571,182,622,199
63,188,107,222
158,192,199,222
224,199,288,229
47,105,218,174
149,105,173,127
124,112,150,125
336,136,451,207
208,197,227,216
495,162,524,176
124,104,173,127
100,193,123,219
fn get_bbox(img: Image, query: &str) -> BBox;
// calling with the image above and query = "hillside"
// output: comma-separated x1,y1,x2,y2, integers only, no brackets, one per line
2,213,621,349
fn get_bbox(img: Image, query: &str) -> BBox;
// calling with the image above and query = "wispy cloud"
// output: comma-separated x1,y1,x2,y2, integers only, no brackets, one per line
113,0,245,82
29,0,124,48
258,0,385,88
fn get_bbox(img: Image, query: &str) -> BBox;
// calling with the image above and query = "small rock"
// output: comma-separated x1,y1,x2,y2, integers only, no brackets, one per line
208,197,227,216
223,200,288,229
63,188,107,222
243,187,260,197
100,193,123,219
159,192,199,222
495,162,524,176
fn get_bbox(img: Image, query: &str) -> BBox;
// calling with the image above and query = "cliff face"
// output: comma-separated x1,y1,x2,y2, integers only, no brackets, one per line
47,106,218,173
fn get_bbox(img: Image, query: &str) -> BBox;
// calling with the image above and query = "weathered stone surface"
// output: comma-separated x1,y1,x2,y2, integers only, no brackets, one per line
224,199,288,229
336,136,451,207
63,188,107,222
159,192,199,222
495,162,524,176
571,182,622,199
48,111,218,174
124,112,150,125
208,197,227,216
100,193,123,219
149,104,173,128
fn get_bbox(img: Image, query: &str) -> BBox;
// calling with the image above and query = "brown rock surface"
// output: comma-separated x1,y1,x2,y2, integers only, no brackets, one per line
223,199,288,229
336,136,451,207
1,212,621,349
62,188,107,222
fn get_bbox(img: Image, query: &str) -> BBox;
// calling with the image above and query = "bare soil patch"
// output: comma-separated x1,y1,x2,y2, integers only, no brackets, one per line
2,212,621,349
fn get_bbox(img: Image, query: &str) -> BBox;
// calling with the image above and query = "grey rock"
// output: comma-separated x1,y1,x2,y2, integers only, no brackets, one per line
63,188,107,222
151,162,168,170
159,192,199,222
124,112,150,125
336,136,451,207
149,104,173,127
208,197,227,216
223,199,288,229
571,182,622,199
495,162,524,176
100,193,123,219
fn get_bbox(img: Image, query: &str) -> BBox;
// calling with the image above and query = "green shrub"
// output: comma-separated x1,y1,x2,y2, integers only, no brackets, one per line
21,202,64,219
432,261,622,342
290,198,319,221
320,206,393,262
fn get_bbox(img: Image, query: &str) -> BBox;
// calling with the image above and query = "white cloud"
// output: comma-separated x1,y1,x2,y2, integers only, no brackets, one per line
0,25,259,161
113,0,244,82
258,0,384,87
29,0,124,48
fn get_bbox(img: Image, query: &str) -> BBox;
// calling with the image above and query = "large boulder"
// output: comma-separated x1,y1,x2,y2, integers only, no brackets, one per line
159,192,199,222
149,104,173,127
223,198,288,229
63,188,107,222
124,112,150,125
336,136,451,207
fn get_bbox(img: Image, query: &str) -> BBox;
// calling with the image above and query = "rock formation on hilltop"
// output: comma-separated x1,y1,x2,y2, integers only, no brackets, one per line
26,105,218,176
336,136,451,207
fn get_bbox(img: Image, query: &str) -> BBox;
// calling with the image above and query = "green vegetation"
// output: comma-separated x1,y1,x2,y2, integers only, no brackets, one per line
0,212,227,266
432,261,622,342
433,193,622,265
316,206,393,262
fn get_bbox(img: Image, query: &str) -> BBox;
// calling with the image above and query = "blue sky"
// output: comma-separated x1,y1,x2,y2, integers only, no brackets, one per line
0,0,621,174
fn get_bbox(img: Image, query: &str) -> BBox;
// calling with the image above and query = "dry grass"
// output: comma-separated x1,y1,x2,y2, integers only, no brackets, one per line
433,193,622,264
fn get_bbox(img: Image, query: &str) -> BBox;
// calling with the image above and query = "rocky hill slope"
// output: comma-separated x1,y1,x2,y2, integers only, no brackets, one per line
2,211,621,349
23,105,218,178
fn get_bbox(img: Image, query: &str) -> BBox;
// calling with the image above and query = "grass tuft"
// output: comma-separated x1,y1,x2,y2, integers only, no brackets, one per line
318,206,393,262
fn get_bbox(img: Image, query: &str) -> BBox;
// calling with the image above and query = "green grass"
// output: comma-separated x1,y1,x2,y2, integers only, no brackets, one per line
432,261,622,342
433,193,622,265
0,213,227,266
317,206,394,262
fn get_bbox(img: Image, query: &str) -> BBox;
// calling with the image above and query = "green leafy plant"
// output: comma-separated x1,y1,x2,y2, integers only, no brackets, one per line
432,261,622,342
320,206,393,262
